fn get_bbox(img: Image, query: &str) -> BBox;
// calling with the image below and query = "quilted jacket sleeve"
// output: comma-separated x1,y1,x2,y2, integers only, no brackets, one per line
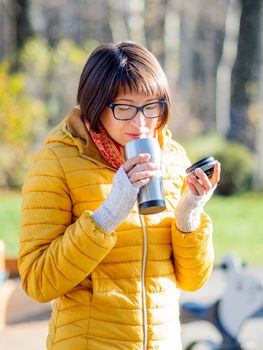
18,146,116,303
171,213,214,291
171,145,214,292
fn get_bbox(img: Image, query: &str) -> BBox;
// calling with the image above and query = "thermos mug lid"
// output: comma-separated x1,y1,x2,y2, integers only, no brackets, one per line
186,156,216,178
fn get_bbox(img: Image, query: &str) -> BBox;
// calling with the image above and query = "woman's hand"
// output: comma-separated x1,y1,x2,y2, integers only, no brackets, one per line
186,161,221,196
123,153,159,188
92,153,159,233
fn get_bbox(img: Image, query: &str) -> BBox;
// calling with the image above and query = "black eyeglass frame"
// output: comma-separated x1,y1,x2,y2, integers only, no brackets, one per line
107,99,167,121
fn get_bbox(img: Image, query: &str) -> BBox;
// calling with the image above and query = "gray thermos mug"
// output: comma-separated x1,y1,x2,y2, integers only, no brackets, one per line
124,138,166,215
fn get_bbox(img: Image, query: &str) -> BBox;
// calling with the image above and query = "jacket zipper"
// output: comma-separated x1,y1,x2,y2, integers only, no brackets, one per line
139,214,148,350
80,150,149,347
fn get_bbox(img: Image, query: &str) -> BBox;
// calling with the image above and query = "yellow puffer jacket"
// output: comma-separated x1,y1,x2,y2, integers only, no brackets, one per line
19,108,214,350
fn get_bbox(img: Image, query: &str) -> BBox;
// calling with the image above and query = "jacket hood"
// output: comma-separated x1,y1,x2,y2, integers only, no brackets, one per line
45,107,85,151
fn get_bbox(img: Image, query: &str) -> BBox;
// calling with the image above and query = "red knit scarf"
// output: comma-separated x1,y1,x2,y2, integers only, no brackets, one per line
89,123,125,170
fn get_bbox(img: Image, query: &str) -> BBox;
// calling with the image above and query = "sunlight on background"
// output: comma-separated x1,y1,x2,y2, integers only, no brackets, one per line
0,1,263,349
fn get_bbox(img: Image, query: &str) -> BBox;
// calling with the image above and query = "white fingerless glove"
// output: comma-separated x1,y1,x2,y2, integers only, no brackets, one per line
175,188,213,233
92,166,139,233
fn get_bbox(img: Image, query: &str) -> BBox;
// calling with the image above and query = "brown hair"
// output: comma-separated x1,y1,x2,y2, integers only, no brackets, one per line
77,41,171,132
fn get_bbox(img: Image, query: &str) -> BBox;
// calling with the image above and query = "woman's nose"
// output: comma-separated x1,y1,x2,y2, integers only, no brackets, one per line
130,110,146,126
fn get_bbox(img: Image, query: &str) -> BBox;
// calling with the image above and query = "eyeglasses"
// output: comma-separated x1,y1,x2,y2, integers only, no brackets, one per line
107,100,167,121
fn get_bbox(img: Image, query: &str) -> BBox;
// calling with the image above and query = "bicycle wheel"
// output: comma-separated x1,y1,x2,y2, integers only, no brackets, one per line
185,340,218,350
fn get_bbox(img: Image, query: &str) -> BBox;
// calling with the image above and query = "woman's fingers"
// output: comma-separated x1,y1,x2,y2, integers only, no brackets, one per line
130,169,158,188
123,153,150,173
123,153,159,188
129,164,159,188
186,161,221,196
194,168,213,192
187,172,208,195
132,177,151,188
128,162,158,178
186,176,199,195
210,161,221,188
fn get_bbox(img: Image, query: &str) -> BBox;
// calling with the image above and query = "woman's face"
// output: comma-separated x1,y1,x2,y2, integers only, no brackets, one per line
100,91,160,146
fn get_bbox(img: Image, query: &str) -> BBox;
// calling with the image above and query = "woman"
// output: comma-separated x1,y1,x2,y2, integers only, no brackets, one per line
19,41,220,350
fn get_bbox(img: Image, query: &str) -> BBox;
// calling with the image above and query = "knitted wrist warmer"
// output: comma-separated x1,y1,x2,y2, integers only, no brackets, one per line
175,188,213,233
92,166,139,233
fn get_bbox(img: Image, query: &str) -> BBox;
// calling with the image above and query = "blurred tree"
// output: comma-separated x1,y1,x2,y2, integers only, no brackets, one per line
0,0,15,58
127,0,146,44
13,0,34,49
216,0,241,136
19,37,96,126
76,0,113,44
0,0,33,58
0,0,262,190
177,1,230,137
108,0,131,41
0,38,96,188
29,0,112,46
228,0,262,149
144,0,168,67
254,7,263,190
0,62,46,188
0,0,33,59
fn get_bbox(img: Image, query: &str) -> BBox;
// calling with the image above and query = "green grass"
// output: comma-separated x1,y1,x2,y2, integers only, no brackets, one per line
0,191,21,257
206,192,263,265
0,191,262,265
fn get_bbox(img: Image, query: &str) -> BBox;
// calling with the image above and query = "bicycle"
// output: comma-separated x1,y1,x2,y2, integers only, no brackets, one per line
180,255,263,350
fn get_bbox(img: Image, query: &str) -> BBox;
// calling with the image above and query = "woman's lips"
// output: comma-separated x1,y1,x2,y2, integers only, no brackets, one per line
126,132,147,139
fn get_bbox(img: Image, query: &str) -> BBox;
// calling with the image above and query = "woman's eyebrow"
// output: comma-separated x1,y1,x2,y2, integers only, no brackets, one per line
114,97,158,103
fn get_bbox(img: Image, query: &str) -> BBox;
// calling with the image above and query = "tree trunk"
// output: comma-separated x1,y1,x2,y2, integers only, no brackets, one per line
216,0,241,136
177,3,199,137
13,0,33,49
126,0,146,45
144,0,169,67
192,1,231,133
228,0,262,149
254,3,263,190
108,0,131,42
0,1,16,58
0,0,33,58
84,0,113,43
